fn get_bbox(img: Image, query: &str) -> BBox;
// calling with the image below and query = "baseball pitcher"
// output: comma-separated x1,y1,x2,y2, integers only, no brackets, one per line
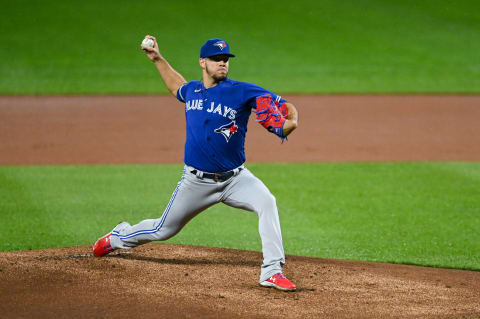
93,36,299,291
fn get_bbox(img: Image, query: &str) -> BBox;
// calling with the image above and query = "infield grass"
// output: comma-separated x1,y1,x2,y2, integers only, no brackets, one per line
1,162,479,270
1,0,479,94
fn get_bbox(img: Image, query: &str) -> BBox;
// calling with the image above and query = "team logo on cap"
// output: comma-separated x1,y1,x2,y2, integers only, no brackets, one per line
213,41,227,50
214,121,238,142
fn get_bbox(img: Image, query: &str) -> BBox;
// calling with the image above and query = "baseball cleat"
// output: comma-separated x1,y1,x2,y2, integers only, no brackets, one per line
260,273,296,292
92,232,114,257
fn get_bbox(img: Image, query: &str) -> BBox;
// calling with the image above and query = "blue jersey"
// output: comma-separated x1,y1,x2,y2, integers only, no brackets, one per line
176,78,286,172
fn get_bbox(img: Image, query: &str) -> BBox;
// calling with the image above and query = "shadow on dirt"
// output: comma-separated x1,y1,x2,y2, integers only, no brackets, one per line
109,252,259,268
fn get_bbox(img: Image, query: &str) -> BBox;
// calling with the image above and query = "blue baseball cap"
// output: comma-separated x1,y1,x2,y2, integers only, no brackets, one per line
200,38,235,58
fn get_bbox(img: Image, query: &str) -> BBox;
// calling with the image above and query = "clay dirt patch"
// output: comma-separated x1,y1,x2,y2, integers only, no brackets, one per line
1,95,479,165
1,95,480,318
1,244,479,318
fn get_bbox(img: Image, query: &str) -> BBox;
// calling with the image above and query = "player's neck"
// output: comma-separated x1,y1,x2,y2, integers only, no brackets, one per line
202,74,224,89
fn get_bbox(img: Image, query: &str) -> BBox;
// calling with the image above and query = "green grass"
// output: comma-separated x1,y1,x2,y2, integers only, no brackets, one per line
1,162,479,270
1,0,479,94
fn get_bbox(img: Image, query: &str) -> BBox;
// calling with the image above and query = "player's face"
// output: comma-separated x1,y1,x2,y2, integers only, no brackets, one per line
204,55,230,82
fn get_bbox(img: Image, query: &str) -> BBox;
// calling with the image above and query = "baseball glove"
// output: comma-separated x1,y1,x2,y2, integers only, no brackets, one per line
275,100,288,118
255,94,287,140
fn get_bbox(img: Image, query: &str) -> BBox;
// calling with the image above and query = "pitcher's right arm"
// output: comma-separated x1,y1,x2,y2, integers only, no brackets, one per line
142,35,187,97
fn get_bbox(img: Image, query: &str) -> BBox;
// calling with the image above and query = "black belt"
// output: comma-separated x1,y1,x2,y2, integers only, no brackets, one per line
190,168,242,182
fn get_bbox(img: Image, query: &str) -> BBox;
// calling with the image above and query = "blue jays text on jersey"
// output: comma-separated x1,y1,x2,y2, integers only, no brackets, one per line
177,78,286,173
185,99,237,120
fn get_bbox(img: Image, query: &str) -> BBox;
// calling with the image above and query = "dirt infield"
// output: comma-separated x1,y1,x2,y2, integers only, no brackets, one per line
1,95,480,318
1,95,480,165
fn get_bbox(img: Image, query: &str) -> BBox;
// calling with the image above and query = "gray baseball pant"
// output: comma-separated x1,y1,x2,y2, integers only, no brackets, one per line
110,166,285,282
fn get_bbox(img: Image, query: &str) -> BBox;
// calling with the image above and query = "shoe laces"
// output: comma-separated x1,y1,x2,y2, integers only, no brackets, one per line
275,273,286,280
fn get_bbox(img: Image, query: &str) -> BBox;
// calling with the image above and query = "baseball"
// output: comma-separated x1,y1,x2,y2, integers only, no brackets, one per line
141,38,154,49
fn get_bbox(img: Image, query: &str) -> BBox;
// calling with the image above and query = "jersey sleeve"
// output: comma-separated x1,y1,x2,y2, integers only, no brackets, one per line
176,82,188,103
243,82,287,109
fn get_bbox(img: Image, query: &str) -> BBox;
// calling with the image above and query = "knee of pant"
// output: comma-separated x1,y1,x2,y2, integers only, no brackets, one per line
150,227,178,241
258,193,277,213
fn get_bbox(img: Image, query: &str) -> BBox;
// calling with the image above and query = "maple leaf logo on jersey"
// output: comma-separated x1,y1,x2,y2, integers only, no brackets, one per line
214,121,238,142
213,41,227,50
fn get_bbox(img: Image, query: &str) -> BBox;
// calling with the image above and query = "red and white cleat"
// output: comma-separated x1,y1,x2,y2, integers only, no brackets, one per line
260,273,296,292
92,232,114,257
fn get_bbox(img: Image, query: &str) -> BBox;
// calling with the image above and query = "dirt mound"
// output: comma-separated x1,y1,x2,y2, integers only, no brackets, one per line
1,244,479,318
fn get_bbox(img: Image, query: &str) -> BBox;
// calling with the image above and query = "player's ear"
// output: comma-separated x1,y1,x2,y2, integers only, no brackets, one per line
199,58,206,69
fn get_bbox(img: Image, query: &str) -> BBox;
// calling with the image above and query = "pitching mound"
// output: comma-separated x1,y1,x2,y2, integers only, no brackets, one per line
1,244,479,318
